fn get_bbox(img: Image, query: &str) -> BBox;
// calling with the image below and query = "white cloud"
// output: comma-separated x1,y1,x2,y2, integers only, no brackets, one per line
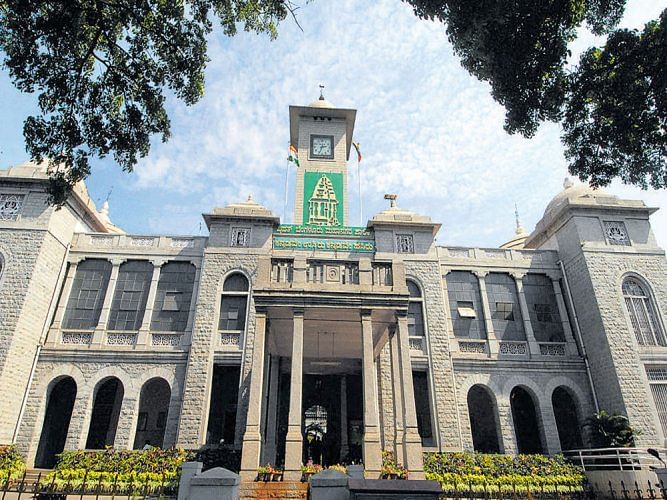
125,0,666,247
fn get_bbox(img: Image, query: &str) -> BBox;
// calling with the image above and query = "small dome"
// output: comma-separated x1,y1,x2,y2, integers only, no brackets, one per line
309,96,335,109
543,177,611,217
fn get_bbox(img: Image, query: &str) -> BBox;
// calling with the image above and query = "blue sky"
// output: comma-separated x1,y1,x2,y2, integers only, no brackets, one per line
1,0,665,247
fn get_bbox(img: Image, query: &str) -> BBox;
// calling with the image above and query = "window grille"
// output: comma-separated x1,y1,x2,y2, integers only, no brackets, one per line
219,273,249,334
396,234,414,254
646,367,667,381
622,278,665,346
0,194,24,220
62,259,112,329
604,221,631,246
650,384,667,438
230,227,250,247
108,261,152,331
407,280,425,337
150,262,196,332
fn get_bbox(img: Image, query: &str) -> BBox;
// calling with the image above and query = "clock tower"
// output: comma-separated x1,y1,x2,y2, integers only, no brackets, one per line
290,93,357,226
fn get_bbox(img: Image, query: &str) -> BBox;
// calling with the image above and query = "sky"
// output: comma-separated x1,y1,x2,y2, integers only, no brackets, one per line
1,0,665,248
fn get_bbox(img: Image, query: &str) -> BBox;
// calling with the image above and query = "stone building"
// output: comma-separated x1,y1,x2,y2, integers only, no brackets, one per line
1,96,666,480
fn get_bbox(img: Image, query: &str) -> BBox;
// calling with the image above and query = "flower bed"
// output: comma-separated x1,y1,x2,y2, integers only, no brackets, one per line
423,452,586,493
45,448,193,491
0,445,26,482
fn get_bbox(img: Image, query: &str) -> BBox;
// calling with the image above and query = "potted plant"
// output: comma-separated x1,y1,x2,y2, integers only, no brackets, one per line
327,464,347,474
301,461,323,482
256,464,271,482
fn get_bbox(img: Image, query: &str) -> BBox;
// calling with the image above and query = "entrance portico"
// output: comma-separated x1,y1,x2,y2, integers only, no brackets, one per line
239,300,425,480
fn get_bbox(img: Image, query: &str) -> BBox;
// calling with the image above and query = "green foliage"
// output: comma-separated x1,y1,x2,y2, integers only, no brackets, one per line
563,12,666,189
423,452,586,493
585,410,638,447
405,1,666,189
0,445,26,482
0,0,289,205
45,448,193,489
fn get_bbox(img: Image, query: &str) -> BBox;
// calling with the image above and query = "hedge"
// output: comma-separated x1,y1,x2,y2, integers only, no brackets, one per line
423,452,586,493
0,445,26,482
46,448,194,489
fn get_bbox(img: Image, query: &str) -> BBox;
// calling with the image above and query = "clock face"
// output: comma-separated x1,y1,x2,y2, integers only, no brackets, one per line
310,135,334,159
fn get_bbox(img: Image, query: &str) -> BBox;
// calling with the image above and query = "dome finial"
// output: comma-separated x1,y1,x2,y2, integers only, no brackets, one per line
384,193,398,209
319,84,325,100
514,203,526,235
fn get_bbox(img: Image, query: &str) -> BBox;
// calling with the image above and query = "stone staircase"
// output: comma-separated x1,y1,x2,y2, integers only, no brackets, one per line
239,480,309,499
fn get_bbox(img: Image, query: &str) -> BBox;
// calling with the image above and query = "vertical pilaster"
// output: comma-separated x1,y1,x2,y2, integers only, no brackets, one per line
396,313,425,479
137,259,165,346
512,272,541,356
183,261,202,346
93,258,124,345
340,375,349,458
549,273,580,356
390,329,404,461
361,309,382,476
284,309,304,480
262,355,280,464
239,309,268,480
48,259,80,344
473,270,499,354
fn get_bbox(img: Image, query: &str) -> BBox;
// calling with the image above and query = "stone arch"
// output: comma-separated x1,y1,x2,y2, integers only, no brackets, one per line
457,374,505,452
467,384,502,453
85,376,125,449
133,377,171,449
509,384,545,454
34,376,77,468
551,385,584,451
618,271,666,347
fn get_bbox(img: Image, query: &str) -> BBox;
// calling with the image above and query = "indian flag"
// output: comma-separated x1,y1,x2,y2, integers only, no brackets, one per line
352,142,362,163
288,144,300,167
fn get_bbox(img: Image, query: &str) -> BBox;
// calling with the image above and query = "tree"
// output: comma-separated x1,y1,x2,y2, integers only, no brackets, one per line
404,1,666,189
585,410,638,447
0,0,289,204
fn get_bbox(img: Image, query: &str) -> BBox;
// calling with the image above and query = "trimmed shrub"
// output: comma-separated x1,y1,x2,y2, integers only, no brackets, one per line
423,452,586,493
0,445,26,482
46,448,194,490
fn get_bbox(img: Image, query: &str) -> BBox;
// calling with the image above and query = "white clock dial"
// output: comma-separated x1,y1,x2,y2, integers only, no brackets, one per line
311,136,333,158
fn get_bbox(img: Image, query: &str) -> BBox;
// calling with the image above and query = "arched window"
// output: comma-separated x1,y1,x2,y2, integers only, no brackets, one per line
219,273,250,332
552,386,583,451
510,386,544,454
407,280,425,337
467,384,502,453
622,277,665,346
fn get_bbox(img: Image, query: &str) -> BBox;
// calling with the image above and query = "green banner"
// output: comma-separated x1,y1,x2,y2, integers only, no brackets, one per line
273,237,374,253
303,171,344,226
275,224,371,237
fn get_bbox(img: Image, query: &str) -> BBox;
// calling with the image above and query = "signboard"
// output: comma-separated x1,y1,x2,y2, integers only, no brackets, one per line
273,224,375,253
273,237,374,253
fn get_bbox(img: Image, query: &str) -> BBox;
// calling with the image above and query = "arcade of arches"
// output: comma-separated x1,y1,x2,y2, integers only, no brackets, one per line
467,384,584,454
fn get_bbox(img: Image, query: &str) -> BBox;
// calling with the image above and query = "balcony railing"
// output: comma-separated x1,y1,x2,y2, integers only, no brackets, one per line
372,262,393,286
271,259,294,283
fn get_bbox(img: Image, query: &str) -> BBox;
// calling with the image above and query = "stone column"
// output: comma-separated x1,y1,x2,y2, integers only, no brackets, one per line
136,258,165,346
473,270,499,355
361,310,382,476
340,375,349,458
389,328,405,461
239,309,268,481
284,309,304,481
48,259,80,343
396,313,425,479
549,273,580,356
93,258,124,345
511,272,541,356
262,355,280,465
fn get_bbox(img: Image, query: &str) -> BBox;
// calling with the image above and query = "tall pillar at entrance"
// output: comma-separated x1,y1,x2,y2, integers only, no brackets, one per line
340,375,349,458
389,329,405,461
396,313,425,479
239,309,268,481
361,310,382,476
284,309,304,480
262,355,280,464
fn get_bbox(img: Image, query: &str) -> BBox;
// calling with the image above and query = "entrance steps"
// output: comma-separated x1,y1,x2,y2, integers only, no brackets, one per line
239,481,308,499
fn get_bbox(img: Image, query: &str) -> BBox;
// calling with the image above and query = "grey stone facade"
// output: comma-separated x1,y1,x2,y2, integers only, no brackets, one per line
0,101,665,477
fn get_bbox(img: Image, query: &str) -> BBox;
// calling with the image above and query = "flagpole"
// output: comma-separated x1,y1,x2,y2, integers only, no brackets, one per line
283,155,290,223
358,156,363,226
